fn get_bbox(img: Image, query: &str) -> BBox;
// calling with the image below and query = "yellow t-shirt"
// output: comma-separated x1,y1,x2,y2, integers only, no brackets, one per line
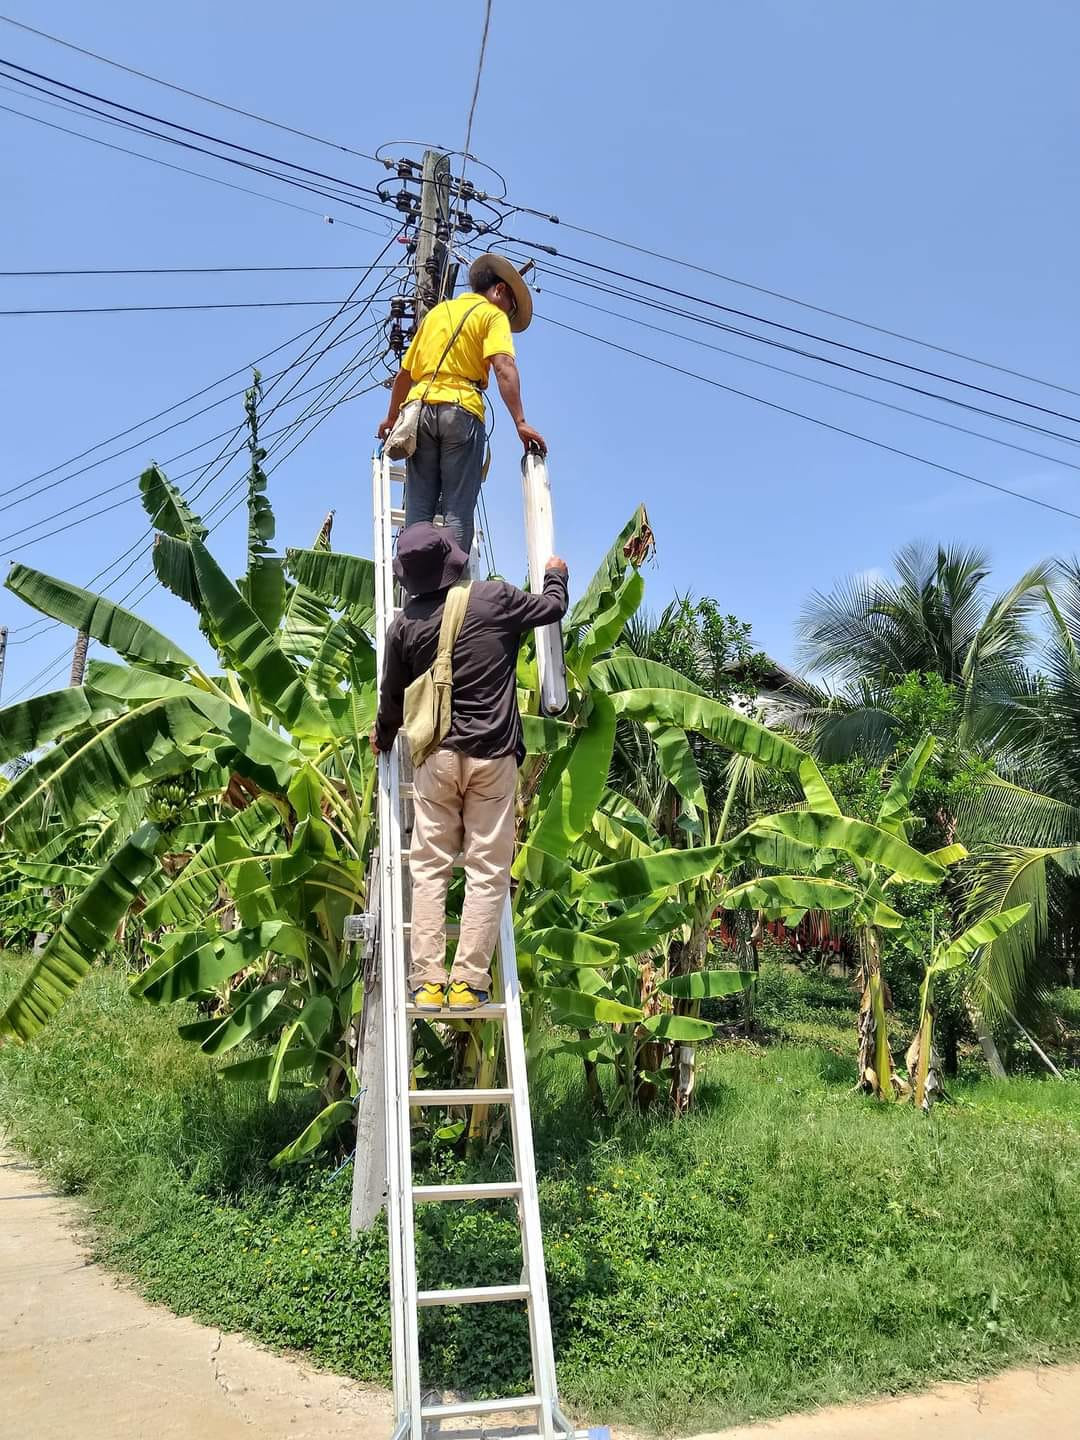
402,293,515,421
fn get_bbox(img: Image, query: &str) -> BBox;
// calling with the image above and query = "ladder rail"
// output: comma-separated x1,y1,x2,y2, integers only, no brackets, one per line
373,451,422,1436
498,898,560,1440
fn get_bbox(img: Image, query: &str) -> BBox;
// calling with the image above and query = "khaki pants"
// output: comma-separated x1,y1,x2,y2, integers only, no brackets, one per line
408,748,517,993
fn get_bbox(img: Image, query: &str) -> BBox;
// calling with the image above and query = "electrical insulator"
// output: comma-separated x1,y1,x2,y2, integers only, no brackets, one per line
455,211,476,234
396,158,416,179
389,323,405,354
389,295,412,320
424,255,440,277
394,187,418,215
458,179,477,202
401,326,416,347
435,221,450,242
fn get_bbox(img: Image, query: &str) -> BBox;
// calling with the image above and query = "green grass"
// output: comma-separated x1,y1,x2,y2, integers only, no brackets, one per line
3,955,1080,1436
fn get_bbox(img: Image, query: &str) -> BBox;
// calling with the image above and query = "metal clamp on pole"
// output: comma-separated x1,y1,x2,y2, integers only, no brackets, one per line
521,446,568,717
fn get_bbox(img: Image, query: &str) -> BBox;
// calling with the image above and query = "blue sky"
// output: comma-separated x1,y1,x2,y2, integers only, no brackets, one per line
3,0,1080,700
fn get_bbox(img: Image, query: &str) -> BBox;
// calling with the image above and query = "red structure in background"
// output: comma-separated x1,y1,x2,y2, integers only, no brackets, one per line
712,911,854,964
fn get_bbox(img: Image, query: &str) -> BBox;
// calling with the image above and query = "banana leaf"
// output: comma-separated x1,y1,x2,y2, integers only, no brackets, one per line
5,565,196,676
199,983,288,1055
877,734,935,837
659,970,755,1000
544,986,643,1026
585,843,728,902
591,650,704,696
139,463,207,540
0,822,160,1042
640,1013,714,1041
189,539,333,737
569,569,645,679
931,904,1033,973
565,505,651,633
527,691,616,860
284,548,376,624
0,686,118,766
754,811,946,883
722,875,861,918
516,926,620,967
270,1099,354,1168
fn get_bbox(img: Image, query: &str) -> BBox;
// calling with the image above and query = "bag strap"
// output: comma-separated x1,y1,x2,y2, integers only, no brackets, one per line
419,301,486,406
435,581,473,668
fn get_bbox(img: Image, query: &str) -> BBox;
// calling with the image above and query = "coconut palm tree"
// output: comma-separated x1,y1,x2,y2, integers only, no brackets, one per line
797,542,1054,764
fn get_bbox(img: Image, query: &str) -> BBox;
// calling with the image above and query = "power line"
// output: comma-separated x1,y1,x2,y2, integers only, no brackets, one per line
503,236,1080,434
0,304,388,508
0,100,391,237
0,13,386,166
0,57,387,207
0,297,397,315
540,313,1080,525
9,10,1076,411
500,210,1080,408
0,70,393,225
0,328,384,546
509,247,1080,450
537,282,1080,480
3,246,401,648
0,263,397,277
0,318,388,519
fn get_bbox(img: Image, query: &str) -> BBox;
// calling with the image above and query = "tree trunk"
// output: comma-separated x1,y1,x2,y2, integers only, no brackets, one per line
669,916,709,1115
966,998,1007,1079
856,925,896,1099
633,958,663,1112
942,1014,959,1077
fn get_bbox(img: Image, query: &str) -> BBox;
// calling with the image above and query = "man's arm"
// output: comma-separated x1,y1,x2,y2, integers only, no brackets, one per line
490,353,546,455
377,368,413,441
371,626,409,752
500,557,569,632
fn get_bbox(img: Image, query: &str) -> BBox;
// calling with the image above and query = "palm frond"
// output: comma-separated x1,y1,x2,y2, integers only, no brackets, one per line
962,843,1078,1023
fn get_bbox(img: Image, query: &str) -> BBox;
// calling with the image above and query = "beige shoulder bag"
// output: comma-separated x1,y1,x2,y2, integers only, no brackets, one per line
402,582,473,765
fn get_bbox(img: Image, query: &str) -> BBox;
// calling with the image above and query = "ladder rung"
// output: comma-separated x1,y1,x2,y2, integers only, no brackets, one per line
388,463,406,483
420,1394,540,1420
412,1181,522,1202
390,506,405,526
416,1283,530,1307
408,1087,512,1106
406,1001,506,1020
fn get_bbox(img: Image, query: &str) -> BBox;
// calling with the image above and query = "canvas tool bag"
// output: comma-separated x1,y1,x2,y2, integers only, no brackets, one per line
385,300,485,460
402,581,473,765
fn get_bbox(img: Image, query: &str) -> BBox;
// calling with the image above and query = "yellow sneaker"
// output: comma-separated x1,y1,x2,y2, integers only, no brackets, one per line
412,982,446,1012
447,982,489,1011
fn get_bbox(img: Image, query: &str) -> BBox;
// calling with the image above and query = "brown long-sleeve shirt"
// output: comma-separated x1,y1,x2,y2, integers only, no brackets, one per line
375,571,569,764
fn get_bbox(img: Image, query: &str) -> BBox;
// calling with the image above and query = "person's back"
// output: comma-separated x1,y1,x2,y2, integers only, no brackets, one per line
373,523,568,1011
379,577,564,764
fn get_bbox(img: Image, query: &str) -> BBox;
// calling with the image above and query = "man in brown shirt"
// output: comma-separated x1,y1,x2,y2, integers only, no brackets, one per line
372,522,569,1010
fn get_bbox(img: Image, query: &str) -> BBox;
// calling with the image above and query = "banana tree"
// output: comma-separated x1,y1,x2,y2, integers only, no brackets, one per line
717,736,963,1098
0,382,382,1163
507,511,840,1113
905,904,1032,1109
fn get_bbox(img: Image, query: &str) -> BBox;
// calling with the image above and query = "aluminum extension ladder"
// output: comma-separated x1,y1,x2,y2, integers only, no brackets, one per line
367,452,606,1440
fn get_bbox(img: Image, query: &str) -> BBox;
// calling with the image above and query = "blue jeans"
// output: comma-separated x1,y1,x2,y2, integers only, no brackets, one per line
404,403,485,554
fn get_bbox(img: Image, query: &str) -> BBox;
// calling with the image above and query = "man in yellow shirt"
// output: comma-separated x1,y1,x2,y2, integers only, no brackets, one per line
377,253,547,552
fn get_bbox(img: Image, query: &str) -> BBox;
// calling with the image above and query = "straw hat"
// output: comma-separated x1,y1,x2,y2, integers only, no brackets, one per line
468,252,533,333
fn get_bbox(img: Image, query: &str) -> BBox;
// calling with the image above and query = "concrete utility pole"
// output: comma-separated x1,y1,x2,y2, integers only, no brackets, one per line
414,149,455,321
0,626,7,703
68,630,89,687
